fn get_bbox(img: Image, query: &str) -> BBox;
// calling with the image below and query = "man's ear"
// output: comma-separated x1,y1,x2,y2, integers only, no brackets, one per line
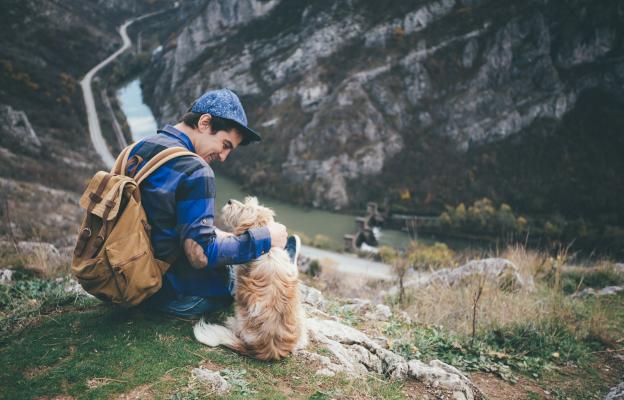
198,113,212,133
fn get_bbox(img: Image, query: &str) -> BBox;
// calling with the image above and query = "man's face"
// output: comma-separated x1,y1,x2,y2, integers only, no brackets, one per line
195,115,243,164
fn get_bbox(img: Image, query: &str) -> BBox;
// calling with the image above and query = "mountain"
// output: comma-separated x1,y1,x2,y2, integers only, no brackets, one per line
0,0,179,245
142,0,624,227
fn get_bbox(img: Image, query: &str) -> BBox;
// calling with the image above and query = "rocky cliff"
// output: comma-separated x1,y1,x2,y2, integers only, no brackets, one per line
142,0,624,225
0,0,179,244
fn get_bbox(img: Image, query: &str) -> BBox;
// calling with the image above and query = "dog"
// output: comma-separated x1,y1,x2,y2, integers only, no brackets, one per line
193,196,307,360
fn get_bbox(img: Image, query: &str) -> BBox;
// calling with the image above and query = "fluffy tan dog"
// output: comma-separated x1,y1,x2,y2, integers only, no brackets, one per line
193,196,307,360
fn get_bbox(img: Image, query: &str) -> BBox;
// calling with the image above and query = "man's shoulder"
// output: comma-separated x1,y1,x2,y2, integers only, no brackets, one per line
133,135,213,179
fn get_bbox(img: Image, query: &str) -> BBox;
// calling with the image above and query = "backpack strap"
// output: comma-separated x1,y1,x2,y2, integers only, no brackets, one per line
111,142,140,175
134,147,198,185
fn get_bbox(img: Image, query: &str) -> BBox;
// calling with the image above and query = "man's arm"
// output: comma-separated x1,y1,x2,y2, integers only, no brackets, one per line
175,164,280,269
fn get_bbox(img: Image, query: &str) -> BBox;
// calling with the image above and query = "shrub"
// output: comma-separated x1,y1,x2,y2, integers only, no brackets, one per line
406,241,455,271
312,234,332,249
439,198,526,235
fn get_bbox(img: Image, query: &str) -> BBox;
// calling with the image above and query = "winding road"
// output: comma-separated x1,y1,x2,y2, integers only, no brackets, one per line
80,9,399,281
80,11,169,169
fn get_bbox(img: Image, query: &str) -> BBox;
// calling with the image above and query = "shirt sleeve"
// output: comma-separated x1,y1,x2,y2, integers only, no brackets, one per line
175,162,272,268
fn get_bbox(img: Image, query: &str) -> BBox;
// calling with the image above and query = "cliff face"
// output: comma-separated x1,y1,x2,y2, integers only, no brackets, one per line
142,0,624,222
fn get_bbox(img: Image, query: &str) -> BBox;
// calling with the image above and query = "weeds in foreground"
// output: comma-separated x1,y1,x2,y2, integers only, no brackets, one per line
0,275,97,337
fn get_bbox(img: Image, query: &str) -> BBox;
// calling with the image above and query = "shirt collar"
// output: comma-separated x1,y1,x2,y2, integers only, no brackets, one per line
158,124,196,153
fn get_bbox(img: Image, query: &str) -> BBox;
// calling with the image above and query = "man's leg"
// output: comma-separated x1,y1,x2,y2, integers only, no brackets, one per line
154,236,300,318
154,295,233,318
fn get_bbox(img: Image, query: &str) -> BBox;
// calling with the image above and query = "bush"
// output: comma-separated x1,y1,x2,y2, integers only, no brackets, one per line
439,198,526,235
406,241,455,271
312,234,332,249
560,263,624,294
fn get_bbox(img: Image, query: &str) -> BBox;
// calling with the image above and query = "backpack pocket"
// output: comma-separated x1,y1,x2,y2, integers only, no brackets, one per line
72,256,123,303
105,230,164,306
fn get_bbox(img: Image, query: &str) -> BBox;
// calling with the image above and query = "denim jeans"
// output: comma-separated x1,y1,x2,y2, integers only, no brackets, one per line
151,265,237,318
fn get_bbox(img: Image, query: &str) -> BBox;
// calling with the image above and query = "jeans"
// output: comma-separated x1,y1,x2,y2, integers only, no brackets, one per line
151,265,237,318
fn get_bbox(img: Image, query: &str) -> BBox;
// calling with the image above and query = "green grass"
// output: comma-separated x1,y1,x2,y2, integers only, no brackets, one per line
2,270,622,399
381,291,624,386
0,283,407,399
561,265,624,294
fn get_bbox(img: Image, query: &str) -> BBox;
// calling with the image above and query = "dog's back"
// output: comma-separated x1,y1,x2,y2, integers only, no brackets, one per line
194,248,306,360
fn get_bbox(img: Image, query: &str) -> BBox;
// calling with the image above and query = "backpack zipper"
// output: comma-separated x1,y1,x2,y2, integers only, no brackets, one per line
113,250,147,268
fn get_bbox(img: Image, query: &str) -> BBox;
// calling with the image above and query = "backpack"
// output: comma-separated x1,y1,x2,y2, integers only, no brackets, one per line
71,143,198,307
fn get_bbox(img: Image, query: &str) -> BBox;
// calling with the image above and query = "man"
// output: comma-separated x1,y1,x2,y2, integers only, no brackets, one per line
124,88,295,317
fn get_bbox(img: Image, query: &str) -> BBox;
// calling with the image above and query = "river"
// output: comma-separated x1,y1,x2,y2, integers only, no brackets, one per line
117,79,414,248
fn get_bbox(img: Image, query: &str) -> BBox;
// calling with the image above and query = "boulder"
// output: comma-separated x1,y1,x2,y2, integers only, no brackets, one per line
0,104,41,155
337,298,392,321
408,359,477,400
191,367,230,394
409,258,528,291
364,303,392,321
0,268,13,284
302,317,483,398
299,284,325,309
572,286,623,299
605,382,624,400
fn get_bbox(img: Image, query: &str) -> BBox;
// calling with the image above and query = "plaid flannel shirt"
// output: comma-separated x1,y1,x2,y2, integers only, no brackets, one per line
126,125,271,299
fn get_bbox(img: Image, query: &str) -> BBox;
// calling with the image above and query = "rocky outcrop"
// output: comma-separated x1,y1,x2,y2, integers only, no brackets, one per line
0,105,41,156
298,284,483,399
142,0,624,216
572,286,624,299
191,367,231,395
403,258,529,291
605,382,624,400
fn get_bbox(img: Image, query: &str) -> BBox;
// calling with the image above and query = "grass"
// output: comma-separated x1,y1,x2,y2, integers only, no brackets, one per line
0,277,407,399
1,241,622,399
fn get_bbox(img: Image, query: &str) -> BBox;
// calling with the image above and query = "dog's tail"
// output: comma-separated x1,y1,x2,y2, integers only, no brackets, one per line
193,317,248,355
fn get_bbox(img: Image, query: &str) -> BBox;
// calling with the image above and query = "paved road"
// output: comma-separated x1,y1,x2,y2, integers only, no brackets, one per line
301,245,396,280
80,10,171,169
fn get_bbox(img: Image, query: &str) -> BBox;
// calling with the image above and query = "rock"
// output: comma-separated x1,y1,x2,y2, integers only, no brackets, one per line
337,298,392,321
142,1,624,213
339,298,370,313
572,286,623,299
297,318,481,400
598,286,624,296
0,104,41,155
408,359,477,400
413,258,527,291
191,367,230,394
299,284,325,309
301,316,481,398
0,268,13,284
16,241,60,258
615,263,624,273
572,288,597,299
0,241,60,258
55,277,93,298
605,382,624,400
315,368,335,377
364,304,392,321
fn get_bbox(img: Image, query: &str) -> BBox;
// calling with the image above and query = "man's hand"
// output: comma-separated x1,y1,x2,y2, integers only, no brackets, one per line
215,227,234,240
267,221,287,249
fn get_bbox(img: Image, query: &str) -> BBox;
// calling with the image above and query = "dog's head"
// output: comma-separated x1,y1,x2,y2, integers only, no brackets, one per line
221,196,275,235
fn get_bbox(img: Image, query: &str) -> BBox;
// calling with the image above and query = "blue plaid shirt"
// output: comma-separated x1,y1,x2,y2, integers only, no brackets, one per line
126,125,271,300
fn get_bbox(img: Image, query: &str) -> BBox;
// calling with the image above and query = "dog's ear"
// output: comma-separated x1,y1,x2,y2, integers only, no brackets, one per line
244,196,259,207
255,205,275,226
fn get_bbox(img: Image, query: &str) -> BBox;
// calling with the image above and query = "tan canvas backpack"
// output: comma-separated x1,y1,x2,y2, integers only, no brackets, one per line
71,143,197,307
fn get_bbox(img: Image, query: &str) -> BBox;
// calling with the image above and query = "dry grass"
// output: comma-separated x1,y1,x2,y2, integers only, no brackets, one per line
0,241,71,278
402,279,552,335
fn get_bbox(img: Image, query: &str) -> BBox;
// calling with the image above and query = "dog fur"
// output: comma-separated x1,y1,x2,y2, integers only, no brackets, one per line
193,196,307,360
